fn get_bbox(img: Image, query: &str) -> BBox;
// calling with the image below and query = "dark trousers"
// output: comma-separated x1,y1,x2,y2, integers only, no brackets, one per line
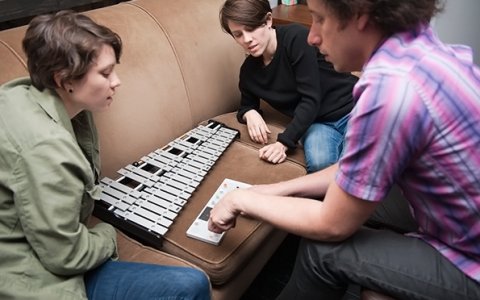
277,186,480,300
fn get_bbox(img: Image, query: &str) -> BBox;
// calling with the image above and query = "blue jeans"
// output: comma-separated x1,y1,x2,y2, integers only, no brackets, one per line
85,260,211,300
301,114,350,173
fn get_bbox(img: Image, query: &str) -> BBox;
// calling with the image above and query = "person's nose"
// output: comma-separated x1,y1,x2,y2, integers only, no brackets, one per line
307,25,321,47
243,31,253,44
110,70,121,89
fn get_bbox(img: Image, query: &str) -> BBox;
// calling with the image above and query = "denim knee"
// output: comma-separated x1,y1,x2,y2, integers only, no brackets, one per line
85,261,211,300
302,122,346,173
179,268,211,300
305,154,337,173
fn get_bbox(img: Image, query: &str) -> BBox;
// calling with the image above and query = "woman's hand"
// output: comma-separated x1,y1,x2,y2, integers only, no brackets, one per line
244,110,271,144
259,141,288,164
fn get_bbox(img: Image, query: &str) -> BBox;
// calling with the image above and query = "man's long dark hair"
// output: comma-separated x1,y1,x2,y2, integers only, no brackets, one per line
319,0,444,34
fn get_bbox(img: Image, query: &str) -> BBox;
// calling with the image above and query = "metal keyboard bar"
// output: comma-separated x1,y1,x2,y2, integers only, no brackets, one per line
93,120,239,248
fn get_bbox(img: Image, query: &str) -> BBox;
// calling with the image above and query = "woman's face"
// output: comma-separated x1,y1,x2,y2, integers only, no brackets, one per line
228,20,272,57
67,44,121,115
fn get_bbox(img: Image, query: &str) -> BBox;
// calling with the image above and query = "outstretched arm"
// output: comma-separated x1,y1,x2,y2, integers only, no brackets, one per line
209,164,378,241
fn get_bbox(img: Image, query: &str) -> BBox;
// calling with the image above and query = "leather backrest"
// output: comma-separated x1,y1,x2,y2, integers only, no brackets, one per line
131,0,244,124
0,0,245,179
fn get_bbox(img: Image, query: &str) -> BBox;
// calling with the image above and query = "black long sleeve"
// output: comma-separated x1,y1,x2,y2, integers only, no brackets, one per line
237,23,357,149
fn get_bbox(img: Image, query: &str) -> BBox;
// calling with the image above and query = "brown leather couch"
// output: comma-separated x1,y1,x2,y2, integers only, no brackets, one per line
0,0,307,299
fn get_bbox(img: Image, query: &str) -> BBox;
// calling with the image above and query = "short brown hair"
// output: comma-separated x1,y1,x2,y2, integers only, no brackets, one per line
219,0,272,35
22,10,122,91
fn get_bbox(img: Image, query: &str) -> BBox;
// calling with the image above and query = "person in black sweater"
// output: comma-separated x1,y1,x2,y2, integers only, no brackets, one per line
220,0,358,172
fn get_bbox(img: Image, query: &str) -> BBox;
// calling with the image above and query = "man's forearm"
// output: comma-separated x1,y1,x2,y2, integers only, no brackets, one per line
277,163,337,198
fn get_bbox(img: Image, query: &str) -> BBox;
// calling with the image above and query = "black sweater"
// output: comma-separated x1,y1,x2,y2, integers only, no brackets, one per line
237,23,358,149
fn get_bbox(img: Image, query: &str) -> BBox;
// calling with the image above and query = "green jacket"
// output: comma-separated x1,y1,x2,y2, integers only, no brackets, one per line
0,78,117,299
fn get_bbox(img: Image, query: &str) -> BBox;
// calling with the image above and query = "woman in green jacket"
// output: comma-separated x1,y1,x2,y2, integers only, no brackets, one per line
0,11,210,300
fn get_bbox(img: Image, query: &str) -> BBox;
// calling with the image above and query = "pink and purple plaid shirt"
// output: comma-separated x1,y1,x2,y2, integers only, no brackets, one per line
337,24,480,282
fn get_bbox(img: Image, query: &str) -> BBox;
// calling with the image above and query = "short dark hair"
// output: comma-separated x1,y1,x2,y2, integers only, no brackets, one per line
219,0,272,35
22,10,122,91
319,0,444,34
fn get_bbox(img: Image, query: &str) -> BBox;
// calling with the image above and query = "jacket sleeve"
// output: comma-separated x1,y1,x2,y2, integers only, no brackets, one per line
12,134,117,276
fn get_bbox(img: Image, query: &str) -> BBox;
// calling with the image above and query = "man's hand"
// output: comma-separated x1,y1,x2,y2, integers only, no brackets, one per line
208,189,246,233
244,110,271,144
259,141,288,164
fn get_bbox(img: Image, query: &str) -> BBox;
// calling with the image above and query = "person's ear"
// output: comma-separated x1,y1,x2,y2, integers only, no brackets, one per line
53,72,63,89
53,72,73,93
356,13,369,31
266,12,273,28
